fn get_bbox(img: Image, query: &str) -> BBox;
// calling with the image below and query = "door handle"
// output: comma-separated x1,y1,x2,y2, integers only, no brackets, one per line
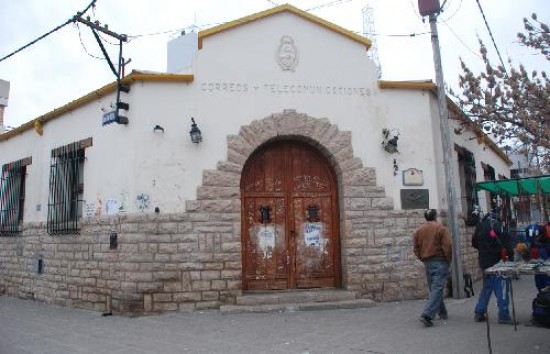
307,204,320,222
259,205,271,223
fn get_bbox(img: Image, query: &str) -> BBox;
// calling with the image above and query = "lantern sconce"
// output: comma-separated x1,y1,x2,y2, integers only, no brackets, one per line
382,128,399,154
189,117,202,144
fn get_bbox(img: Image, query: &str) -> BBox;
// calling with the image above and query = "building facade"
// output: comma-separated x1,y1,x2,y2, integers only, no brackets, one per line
0,5,511,313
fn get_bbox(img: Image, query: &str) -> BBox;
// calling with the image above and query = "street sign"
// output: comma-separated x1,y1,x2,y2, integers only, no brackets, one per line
102,110,117,126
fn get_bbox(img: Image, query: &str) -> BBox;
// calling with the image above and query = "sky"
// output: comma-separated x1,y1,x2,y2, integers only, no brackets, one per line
0,0,548,129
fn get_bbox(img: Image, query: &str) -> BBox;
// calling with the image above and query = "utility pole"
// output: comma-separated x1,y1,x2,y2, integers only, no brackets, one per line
74,13,130,125
419,1,464,298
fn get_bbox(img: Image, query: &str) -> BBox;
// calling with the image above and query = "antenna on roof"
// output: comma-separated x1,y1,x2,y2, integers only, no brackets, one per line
362,1,382,78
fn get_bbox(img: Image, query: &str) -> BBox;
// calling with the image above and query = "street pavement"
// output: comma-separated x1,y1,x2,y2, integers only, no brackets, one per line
1,276,549,354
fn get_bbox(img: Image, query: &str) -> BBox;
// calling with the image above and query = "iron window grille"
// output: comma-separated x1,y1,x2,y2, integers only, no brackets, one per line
463,149,479,225
47,139,91,235
457,146,479,226
0,158,30,236
483,163,497,210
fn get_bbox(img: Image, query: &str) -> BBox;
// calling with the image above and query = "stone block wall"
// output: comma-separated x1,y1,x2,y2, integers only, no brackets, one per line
0,211,243,314
0,111,482,313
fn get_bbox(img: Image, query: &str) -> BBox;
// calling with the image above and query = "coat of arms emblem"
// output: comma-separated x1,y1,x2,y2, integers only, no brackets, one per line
276,36,299,71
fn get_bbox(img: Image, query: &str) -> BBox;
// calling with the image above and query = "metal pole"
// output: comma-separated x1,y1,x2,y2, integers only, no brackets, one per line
116,39,123,121
429,13,464,298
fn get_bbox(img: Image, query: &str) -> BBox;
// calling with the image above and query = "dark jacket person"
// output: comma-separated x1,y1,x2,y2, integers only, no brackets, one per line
472,211,513,324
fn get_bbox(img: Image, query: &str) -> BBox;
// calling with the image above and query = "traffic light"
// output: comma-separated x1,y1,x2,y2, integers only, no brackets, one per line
116,83,130,124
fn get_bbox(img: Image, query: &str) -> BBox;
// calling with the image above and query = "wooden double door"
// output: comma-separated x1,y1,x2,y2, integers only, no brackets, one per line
241,140,341,290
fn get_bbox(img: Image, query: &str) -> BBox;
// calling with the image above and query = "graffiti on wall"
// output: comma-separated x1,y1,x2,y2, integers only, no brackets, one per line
118,192,128,213
385,242,415,264
88,192,130,217
136,193,150,212
95,194,103,217
105,198,119,215
85,202,95,219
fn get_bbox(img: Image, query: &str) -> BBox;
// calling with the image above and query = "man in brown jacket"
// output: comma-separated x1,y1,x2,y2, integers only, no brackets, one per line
414,209,453,327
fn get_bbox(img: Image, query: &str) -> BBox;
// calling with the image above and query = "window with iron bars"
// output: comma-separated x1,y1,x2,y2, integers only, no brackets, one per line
483,163,497,211
457,146,479,226
0,157,31,236
47,138,91,235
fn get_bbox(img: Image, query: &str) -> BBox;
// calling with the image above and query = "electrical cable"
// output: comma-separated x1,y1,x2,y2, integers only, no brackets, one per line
97,31,120,46
126,28,185,40
439,0,463,23
306,0,352,12
0,0,97,63
441,21,483,60
363,31,431,38
475,0,508,76
76,22,104,60
90,28,118,78
127,1,426,41
0,19,73,63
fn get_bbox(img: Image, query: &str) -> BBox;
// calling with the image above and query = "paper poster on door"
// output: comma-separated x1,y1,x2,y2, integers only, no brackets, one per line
304,223,323,247
258,225,276,254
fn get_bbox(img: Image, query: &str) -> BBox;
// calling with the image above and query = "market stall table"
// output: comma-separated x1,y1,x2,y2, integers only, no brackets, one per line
484,260,550,329
481,260,550,353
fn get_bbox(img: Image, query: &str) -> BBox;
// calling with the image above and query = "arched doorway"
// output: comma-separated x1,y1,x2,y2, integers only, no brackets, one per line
241,140,341,290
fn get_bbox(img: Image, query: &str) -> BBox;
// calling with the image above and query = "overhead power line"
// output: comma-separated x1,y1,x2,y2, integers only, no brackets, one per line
76,22,104,60
0,20,73,63
475,0,508,75
306,0,352,12
441,21,482,60
0,0,97,63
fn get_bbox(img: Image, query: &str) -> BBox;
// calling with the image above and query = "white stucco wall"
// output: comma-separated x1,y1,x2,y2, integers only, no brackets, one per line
192,11,449,210
0,10,510,223
450,118,511,214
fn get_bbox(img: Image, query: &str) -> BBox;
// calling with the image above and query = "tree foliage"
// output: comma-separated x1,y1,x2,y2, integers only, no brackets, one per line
453,13,549,170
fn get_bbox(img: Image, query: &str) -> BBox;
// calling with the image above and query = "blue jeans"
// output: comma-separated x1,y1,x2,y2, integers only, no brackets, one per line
535,274,550,292
422,260,449,319
475,274,510,320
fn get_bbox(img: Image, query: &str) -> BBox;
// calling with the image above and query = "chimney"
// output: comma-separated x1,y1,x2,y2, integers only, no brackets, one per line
0,79,9,134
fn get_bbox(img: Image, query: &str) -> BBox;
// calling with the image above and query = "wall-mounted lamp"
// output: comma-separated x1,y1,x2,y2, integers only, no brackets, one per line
189,117,202,144
382,128,399,154
153,124,164,133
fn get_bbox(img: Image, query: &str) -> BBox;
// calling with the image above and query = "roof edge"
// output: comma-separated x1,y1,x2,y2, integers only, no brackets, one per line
378,80,436,90
198,3,372,50
0,72,194,142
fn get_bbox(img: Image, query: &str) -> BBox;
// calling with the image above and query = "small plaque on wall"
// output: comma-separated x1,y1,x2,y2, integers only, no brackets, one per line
403,168,424,186
401,189,429,209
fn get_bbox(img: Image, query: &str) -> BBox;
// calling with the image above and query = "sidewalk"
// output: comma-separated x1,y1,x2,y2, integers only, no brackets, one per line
1,276,548,354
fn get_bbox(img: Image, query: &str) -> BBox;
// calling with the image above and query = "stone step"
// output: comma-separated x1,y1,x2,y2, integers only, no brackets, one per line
220,298,376,314
219,289,376,314
235,289,358,306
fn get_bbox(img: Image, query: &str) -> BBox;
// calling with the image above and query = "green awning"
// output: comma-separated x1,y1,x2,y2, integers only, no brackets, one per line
476,175,550,196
